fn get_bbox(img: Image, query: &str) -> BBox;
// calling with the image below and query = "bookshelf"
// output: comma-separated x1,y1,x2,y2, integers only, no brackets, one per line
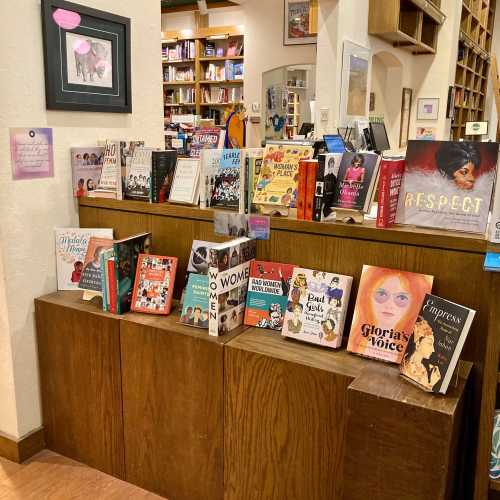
287,91,301,136
161,26,244,129
368,0,446,55
451,0,496,140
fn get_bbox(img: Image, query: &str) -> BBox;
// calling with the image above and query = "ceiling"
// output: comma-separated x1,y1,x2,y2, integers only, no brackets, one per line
161,0,238,11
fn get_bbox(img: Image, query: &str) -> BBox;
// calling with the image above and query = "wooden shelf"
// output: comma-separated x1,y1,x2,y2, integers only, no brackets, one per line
200,102,243,106
491,479,500,492
199,79,243,84
164,103,195,107
199,56,244,62
163,81,196,85
162,58,195,65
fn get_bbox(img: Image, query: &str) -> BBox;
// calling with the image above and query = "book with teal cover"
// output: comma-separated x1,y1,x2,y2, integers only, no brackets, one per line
180,274,209,328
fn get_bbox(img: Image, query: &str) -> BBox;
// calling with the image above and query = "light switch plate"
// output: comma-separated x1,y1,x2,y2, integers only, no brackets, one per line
320,108,329,122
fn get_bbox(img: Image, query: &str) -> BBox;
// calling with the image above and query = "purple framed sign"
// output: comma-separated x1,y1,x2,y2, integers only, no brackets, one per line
10,128,54,180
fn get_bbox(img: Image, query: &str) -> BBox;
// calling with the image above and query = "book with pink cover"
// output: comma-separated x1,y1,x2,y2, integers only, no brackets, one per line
347,265,434,364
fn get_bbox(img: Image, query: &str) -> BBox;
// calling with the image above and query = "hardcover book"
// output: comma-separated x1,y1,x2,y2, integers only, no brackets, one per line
332,152,380,212
131,254,178,315
400,294,476,394
244,261,295,331
190,128,222,159
253,142,313,207
100,248,115,312
281,268,353,348
55,228,113,291
296,159,307,219
210,149,241,210
180,273,210,328
347,265,434,364
313,153,342,221
78,237,114,294
490,411,500,480
71,147,103,197
376,158,405,228
125,147,153,201
396,140,499,233
243,148,263,214
304,160,318,220
151,150,177,203
208,237,257,336
113,232,152,314
200,149,223,209
92,141,121,198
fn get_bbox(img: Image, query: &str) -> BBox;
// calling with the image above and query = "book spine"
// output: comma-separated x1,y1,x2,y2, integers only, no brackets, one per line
296,160,307,220
165,259,178,315
100,253,108,312
313,156,326,222
244,155,250,214
490,171,500,243
108,259,117,314
305,162,318,221
151,154,157,203
376,164,390,228
208,263,219,336
239,154,245,214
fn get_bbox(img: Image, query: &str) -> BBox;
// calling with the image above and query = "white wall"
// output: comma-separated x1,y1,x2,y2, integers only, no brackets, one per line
161,6,244,32
0,0,163,439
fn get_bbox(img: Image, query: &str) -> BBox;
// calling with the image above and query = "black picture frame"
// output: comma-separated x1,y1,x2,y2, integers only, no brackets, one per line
41,0,132,113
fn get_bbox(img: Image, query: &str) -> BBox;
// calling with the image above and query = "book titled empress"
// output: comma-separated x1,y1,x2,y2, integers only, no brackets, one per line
244,261,295,331
396,140,499,233
281,268,353,348
331,152,380,212
55,228,113,290
347,265,434,364
208,237,257,336
131,254,177,315
400,294,476,394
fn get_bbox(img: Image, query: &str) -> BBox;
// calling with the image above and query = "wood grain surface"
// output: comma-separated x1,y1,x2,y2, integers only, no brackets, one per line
35,292,125,478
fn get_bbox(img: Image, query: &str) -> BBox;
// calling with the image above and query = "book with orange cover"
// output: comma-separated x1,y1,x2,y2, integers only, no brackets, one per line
131,254,178,315
304,160,318,220
296,160,307,219
347,265,434,364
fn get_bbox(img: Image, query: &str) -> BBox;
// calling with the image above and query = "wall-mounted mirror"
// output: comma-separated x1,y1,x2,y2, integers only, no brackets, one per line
262,64,316,141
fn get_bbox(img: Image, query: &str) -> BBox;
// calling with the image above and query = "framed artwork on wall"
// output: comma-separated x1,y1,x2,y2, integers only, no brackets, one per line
283,0,317,45
399,88,413,148
417,98,439,120
41,0,132,113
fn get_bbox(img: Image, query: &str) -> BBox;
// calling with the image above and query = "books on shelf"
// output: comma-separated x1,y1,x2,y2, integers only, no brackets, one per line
71,147,103,197
210,149,241,210
180,273,210,328
164,87,196,105
311,153,342,221
347,265,434,364
169,158,201,205
244,260,295,331
200,149,223,209
202,86,243,104
131,254,177,315
396,140,499,234
208,237,257,336
281,268,353,349
125,147,153,201
55,228,113,291
163,65,195,82
376,157,405,228
400,294,475,394
162,40,195,61
151,150,177,203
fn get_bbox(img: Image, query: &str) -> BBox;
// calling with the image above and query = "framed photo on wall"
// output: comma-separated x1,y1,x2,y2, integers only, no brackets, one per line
399,88,412,148
41,0,132,113
283,0,317,45
417,98,439,120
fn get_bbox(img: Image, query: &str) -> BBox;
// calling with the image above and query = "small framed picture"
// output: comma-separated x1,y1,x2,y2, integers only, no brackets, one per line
417,98,439,120
465,121,489,135
41,0,131,113
284,0,317,46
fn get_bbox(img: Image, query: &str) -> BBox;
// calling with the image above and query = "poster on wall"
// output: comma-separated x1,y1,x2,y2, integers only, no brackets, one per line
339,41,371,127
10,128,54,180
283,0,317,45
399,88,413,148
416,127,437,140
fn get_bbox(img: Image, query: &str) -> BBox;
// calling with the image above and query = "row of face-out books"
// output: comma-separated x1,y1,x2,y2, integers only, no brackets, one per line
74,137,500,240
55,227,475,395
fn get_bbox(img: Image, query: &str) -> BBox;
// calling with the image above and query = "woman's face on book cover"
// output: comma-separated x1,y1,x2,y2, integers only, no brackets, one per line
453,161,475,191
371,275,411,329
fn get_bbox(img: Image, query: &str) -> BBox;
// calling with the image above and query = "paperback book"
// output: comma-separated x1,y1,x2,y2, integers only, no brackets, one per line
113,232,152,314
100,248,115,312
332,152,380,212
71,147,103,197
151,150,178,203
281,268,353,348
180,273,210,328
396,140,499,233
78,237,114,294
208,237,257,336
313,153,342,221
400,294,476,394
210,149,241,210
490,411,500,480
347,265,434,364
244,260,295,331
190,128,222,159
125,147,153,201
55,228,113,291
200,149,223,209
131,254,178,315
92,141,121,199
243,148,264,214
253,142,313,208
376,158,405,228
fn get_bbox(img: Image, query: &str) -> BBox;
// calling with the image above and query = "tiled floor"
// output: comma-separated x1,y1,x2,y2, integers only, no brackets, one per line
0,450,164,499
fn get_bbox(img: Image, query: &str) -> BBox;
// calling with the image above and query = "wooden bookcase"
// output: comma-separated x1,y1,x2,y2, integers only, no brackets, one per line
452,0,496,140
368,0,446,55
162,25,244,129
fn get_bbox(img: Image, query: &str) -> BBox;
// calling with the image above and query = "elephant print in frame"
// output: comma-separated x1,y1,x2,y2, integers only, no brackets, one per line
41,0,131,113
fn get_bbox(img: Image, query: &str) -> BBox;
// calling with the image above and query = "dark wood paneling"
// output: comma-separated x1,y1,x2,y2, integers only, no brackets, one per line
343,363,470,500
35,292,125,478
120,312,242,500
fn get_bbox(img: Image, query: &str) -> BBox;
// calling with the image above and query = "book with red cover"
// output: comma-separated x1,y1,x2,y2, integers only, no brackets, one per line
347,265,434,364
296,160,307,219
305,160,318,220
376,158,405,228
131,254,178,315
108,258,117,313
244,260,295,330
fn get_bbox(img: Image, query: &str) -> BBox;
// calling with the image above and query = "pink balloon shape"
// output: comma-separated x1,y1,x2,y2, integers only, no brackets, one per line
52,9,81,30
73,39,91,55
